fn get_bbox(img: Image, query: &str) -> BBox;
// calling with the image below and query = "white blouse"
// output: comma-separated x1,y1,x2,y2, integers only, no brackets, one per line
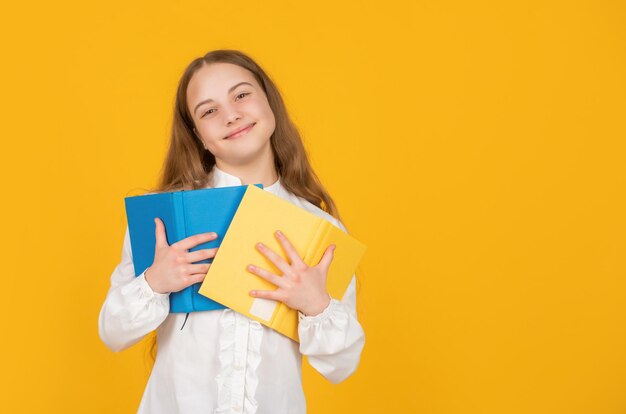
98,166,366,414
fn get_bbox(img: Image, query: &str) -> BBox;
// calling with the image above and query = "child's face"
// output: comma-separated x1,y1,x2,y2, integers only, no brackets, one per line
187,62,276,167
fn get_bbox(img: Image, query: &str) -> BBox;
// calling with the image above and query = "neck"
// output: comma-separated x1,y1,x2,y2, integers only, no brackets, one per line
215,148,279,187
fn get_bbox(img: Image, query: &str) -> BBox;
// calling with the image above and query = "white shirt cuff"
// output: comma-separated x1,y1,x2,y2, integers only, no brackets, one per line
298,296,336,325
136,272,170,301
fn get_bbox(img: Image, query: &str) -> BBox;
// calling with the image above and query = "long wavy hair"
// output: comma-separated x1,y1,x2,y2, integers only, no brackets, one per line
144,49,342,367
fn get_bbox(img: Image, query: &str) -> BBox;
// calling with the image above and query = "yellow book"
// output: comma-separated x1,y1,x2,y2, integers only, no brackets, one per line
198,184,367,342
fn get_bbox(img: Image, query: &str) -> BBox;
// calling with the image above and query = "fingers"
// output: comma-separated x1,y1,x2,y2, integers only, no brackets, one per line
250,288,282,301
184,272,207,287
275,231,305,268
186,247,218,263
173,232,218,251
246,264,285,288
317,244,336,273
180,264,210,289
256,242,292,276
154,218,168,248
186,263,211,275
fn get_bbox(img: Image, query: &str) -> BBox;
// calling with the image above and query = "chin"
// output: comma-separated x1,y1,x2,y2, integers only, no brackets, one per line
226,141,273,166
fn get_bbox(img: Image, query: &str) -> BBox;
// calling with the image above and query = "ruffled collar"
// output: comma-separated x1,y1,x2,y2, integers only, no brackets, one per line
211,165,281,192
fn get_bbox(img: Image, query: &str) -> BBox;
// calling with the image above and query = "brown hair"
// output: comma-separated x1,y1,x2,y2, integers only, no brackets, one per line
155,49,339,217
145,49,342,367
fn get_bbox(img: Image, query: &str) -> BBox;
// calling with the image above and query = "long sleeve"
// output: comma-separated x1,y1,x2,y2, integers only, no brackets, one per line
98,226,170,352
297,218,366,384
297,274,365,384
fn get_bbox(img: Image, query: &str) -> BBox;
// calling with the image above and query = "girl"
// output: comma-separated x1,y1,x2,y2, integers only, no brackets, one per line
98,49,365,414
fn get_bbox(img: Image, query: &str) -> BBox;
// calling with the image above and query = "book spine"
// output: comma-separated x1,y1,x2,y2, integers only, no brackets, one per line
302,220,331,267
270,219,331,341
172,192,192,312
173,192,187,241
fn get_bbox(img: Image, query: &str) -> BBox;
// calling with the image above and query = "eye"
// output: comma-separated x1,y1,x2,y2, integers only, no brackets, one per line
236,92,250,100
201,108,216,118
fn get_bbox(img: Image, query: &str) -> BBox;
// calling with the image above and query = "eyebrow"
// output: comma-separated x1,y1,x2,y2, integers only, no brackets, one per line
193,81,254,115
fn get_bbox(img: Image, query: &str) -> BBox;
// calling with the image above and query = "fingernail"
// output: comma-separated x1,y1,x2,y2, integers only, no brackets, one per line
250,290,256,296
276,230,282,237
257,242,264,249
247,265,255,271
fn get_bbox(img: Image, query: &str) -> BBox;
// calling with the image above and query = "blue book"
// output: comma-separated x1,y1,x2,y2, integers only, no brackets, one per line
124,184,262,313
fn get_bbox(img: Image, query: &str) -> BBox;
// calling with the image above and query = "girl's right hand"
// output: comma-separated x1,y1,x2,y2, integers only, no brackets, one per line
144,217,219,294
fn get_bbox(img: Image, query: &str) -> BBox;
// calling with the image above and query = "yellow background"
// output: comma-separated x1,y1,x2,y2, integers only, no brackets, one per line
1,0,624,412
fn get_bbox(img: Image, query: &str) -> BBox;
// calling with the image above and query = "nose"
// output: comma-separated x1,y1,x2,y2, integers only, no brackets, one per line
224,104,242,125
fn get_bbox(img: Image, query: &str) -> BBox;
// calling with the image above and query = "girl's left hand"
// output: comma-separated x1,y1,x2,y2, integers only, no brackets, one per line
247,230,335,317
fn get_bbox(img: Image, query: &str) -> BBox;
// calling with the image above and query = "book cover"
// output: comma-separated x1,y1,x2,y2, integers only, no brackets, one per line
198,184,367,342
124,184,261,313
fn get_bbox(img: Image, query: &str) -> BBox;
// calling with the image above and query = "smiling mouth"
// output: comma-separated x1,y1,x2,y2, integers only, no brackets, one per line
225,123,256,140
